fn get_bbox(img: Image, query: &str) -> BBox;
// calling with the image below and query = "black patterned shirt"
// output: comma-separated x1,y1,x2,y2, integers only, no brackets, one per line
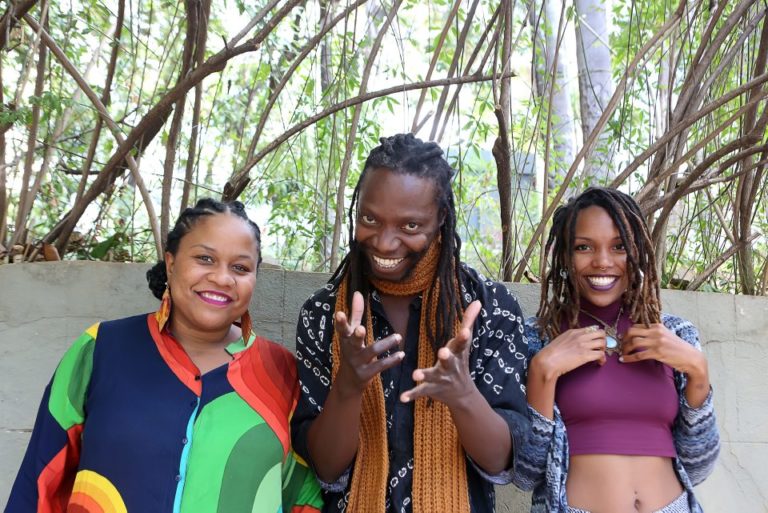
291,264,530,513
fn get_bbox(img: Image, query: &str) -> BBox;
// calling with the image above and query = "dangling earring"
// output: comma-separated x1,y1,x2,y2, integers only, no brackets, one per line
238,310,253,343
156,286,172,332
559,268,568,279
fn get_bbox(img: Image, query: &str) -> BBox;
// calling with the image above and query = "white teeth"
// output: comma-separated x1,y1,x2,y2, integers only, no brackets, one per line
200,292,230,302
588,276,616,286
372,255,404,269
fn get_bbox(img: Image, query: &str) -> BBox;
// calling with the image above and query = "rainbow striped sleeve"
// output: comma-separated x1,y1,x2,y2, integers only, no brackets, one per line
7,324,98,513
282,449,323,512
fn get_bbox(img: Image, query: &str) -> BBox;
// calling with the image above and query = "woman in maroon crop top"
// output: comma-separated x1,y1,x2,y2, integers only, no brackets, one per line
523,187,718,513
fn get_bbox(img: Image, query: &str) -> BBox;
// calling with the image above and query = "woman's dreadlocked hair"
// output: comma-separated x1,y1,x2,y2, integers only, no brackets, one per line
537,186,661,339
146,198,262,299
329,133,464,353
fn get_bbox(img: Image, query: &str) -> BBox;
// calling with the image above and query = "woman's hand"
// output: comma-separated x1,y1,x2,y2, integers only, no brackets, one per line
621,323,710,407
399,300,481,408
333,291,404,399
620,324,706,375
526,326,607,420
531,326,608,382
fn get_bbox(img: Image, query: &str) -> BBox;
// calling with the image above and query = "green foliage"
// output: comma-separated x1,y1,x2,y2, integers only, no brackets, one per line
1,0,765,295
0,104,31,126
89,232,126,260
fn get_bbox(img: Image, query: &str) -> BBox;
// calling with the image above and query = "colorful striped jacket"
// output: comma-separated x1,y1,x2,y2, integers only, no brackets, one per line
6,313,322,513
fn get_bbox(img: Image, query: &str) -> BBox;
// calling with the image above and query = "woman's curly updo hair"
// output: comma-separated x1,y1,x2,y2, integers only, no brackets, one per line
537,186,661,339
330,133,463,353
146,198,262,300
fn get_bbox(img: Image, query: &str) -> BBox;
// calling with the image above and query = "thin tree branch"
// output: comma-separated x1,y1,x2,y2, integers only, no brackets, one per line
410,0,463,133
686,232,760,290
22,13,162,257
42,0,306,249
243,0,368,161
223,71,518,201
428,0,481,141
611,71,768,191
0,0,37,50
11,1,47,248
513,0,687,281
492,0,515,281
76,0,125,205
436,4,501,142
329,0,404,269
181,0,211,213
160,0,199,242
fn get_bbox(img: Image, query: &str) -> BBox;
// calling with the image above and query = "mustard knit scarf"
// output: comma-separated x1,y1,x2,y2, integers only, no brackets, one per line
331,239,470,512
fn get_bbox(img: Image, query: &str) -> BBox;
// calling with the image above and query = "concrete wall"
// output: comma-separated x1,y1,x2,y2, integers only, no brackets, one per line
1,262,766,512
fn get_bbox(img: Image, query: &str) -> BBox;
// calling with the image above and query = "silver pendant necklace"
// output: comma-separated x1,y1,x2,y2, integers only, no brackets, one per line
580,305,624,354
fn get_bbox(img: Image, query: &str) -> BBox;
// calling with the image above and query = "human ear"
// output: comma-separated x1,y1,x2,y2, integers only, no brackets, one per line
164,251,175,277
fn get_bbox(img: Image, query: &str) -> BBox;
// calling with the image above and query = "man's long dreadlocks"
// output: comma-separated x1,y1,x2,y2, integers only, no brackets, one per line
537,187,661,339
329,133,464,354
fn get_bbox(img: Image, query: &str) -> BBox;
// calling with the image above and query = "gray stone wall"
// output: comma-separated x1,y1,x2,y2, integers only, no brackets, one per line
1,262,766,511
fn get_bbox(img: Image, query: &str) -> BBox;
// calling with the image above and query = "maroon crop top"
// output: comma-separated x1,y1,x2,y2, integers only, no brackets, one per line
555,300,679,457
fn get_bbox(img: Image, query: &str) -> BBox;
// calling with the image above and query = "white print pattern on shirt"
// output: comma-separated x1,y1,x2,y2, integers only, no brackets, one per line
293,266,529,513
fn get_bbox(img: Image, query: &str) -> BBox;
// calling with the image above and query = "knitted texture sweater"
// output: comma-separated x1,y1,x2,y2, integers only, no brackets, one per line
512,314,720,513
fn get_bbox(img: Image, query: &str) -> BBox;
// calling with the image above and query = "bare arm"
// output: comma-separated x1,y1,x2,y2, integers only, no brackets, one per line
449,384,513,474
526,356,560,420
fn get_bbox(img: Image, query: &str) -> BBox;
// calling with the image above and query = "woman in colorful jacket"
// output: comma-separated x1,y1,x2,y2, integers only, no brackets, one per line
513,187,719,513
6,198,322,513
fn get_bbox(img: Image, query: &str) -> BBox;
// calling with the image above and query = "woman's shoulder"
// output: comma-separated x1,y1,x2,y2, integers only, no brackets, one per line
95,312,152,330
250,336,296,366
80,313,154,346
238,337,299,390
660,313,701,349
660,312,693,327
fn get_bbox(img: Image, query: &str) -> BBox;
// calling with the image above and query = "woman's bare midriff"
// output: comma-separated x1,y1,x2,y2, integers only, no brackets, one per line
566,454,683,513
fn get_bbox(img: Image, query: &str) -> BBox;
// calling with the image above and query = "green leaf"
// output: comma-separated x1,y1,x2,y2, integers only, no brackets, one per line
90,233,124,260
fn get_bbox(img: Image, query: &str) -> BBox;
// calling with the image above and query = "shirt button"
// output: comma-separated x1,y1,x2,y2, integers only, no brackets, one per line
194,375,201,381
175,475,181,482
182,437,188,444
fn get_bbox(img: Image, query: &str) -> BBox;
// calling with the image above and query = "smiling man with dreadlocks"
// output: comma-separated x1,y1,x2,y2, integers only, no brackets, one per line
291,133,530,513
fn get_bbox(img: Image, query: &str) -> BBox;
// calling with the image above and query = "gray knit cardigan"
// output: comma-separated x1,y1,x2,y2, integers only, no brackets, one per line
512,314,720,513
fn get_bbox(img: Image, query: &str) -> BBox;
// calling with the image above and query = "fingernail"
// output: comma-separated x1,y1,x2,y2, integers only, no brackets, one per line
397,351,405,359
619,356,624,363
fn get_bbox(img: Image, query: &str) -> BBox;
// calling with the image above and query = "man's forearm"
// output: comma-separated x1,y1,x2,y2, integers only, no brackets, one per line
449,387,512,475
307,385,363,482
